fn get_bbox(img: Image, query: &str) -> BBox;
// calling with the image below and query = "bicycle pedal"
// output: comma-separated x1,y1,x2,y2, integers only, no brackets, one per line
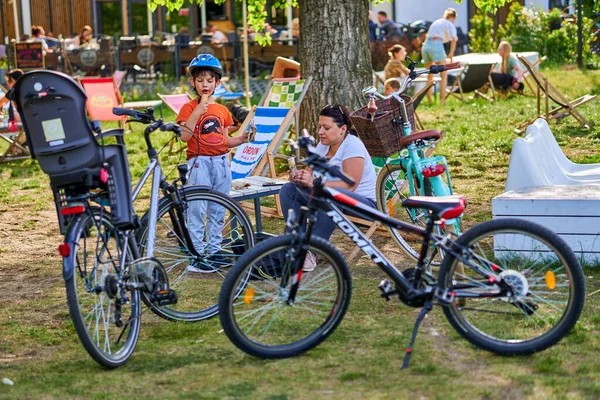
378,279,398,301
151,289,178,306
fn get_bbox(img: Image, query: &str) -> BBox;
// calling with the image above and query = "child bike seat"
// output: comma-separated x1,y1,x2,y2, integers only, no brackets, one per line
13,70,136,231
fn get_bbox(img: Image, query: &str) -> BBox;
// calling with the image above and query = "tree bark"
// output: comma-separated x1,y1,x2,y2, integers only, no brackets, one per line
298,0,372,135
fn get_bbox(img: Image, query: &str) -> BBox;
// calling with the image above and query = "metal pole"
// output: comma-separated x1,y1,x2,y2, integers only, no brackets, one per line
11,0,20,41
577,0,582,68
242,0,251,108
147,0,153,36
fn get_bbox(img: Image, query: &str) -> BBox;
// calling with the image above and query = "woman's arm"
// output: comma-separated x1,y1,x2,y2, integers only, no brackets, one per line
292,157,364,191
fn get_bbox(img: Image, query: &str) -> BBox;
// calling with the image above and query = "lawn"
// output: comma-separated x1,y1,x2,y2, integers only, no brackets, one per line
1,65,600,399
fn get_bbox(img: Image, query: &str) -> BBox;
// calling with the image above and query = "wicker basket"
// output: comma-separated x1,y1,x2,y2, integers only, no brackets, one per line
350,95,416,158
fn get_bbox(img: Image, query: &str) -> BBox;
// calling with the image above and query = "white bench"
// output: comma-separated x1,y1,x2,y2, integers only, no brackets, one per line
505,118,600,191
492,185,600,263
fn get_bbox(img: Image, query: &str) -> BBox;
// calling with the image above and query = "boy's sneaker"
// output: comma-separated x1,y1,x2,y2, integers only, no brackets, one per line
207,253,233,266
302,251,318,272
186,259,217,273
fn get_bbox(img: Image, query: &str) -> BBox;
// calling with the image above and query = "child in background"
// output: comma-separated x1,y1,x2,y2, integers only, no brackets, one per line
383,78,401,96
177,54,247,270
491,41,525,92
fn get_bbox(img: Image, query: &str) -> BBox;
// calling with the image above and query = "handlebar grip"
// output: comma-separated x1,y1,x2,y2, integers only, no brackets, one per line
160,123,182,136
329,165,355,187
444,62,462,71
112,107,139,117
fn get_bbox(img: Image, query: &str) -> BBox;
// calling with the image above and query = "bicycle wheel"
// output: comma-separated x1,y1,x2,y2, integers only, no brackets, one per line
65,211,141,368
139,187,254,322
438,218,585,355
219,235,352,359
376,163,455,266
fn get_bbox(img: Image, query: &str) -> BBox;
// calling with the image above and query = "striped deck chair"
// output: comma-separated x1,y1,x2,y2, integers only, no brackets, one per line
229,106,295,234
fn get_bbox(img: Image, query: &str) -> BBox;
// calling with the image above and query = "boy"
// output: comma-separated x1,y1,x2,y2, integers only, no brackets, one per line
177,54,247,270
383,78,401,96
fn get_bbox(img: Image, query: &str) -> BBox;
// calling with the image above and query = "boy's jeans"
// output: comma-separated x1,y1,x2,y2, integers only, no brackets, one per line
186,154,232,254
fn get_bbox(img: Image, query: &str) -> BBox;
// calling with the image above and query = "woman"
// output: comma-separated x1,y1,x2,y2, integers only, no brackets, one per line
491,41,525,91
76,25,93,47
384,44,410,81
421,8,458,104
280,105,377,271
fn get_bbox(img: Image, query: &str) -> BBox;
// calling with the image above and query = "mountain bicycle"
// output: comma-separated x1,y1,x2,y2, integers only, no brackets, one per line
363,59,461,266
14,70,254,367
218,133,585,368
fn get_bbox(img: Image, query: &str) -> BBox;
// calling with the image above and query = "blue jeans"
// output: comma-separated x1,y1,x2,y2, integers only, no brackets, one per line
280,182,377,241
421,39,447,63
186,155,232,254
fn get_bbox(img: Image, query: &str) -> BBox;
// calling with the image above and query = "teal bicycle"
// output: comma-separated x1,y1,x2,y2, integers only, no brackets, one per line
361,60,462,266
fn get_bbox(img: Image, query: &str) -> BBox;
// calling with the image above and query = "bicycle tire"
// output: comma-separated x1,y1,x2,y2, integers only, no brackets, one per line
139,187,254,322
376,163,455,266
64,211,141,368
219,235,352,359
438,218,585,355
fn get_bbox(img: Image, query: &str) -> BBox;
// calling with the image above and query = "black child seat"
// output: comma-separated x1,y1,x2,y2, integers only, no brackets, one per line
14,70,136,233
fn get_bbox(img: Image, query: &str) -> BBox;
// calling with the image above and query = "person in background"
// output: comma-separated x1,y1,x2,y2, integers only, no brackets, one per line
291,18,299,39
383,78,401,96
279,105,377,271
31,26,53,53
368,11,378,42
75,25,93,47
421,8,458,105
384,44,410,81
377,11,401,40
491,41,525,92
0,69,25,155
206,23,228,45
411,29,427,54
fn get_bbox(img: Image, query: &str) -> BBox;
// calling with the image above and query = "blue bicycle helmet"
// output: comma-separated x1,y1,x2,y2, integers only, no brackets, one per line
188,54,223,79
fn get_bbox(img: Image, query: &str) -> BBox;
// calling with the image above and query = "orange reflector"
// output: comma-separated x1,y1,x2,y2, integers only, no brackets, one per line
387,199,394,217
545,271,556,289
244,287,255,304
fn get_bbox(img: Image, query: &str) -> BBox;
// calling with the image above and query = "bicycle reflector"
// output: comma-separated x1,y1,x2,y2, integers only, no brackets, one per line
421,164,446,178
58,243,71,257
100,168,109,184
60,203,86,216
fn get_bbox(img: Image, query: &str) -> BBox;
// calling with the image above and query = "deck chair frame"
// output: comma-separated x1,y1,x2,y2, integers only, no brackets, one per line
0,125,30,163
516,55,596,131
446,63,496,103
411,81,434,131
229,105,296,234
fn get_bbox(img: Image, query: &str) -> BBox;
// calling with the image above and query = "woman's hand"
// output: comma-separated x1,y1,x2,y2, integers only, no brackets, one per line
291,169,313,188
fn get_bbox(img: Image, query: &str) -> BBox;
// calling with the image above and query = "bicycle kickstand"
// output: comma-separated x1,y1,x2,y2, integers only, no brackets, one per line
402,300,433,369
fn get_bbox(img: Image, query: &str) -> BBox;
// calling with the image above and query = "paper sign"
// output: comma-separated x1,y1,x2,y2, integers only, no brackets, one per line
42,118,66,142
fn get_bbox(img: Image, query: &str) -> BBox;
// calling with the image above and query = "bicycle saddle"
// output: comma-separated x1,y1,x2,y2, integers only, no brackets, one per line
400,130,441,148
402,195,466,220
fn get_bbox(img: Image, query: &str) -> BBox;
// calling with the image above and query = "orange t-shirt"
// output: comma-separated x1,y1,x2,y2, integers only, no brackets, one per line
177,99,234,159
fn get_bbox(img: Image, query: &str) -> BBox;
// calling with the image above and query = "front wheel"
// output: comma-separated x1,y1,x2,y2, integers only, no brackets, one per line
219,235,352,359
64,211,141,368
438,218,585,355
139,187,255,322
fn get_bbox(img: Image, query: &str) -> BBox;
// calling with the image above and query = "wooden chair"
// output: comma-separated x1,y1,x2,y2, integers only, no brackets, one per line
0,123,29,163
446,63,496,103
516,55,596,132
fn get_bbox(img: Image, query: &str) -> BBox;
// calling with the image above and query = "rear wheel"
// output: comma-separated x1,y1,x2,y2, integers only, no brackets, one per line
219,235,352,359
65,211,141,368
139,187,254,322
438,218,585,355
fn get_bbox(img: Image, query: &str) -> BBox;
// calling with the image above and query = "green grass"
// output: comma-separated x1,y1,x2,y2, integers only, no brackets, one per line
2,66,600,399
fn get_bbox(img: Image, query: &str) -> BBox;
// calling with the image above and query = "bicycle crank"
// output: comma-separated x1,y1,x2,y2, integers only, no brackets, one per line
129,257,178,306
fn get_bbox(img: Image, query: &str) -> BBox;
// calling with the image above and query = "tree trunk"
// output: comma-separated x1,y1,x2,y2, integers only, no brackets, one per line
298,0,372,135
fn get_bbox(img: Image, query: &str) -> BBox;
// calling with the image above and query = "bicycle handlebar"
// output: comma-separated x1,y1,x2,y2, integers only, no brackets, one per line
289,133,356,187
112,107,155,124
160,123,182,137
